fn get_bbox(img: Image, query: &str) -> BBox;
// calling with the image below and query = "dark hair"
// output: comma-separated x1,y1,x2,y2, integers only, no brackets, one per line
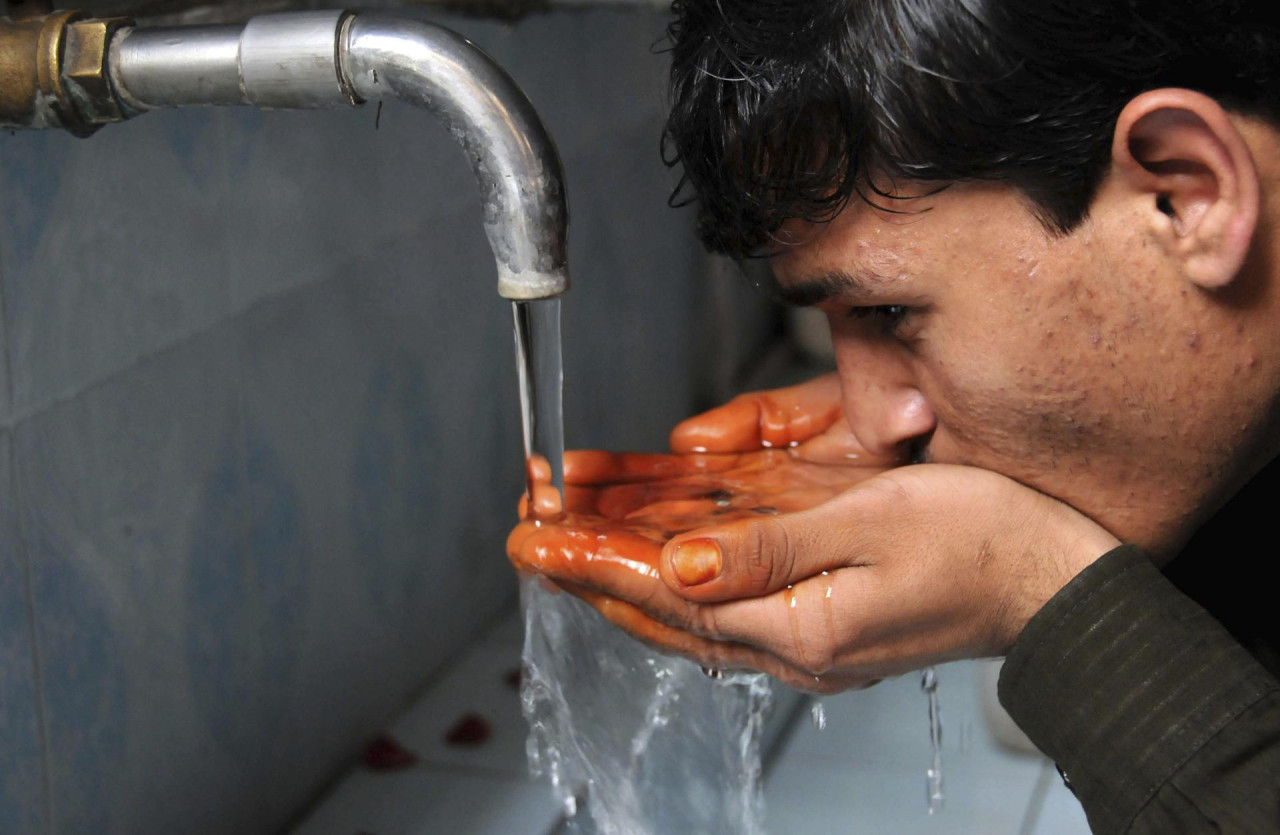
662,0,1280,257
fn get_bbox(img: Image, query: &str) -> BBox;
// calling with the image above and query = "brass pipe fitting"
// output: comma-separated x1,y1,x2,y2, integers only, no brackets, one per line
1,9,131,135
63,16,132,126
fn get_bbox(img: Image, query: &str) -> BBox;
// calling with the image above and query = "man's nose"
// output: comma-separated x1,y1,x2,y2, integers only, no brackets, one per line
834,341,936,461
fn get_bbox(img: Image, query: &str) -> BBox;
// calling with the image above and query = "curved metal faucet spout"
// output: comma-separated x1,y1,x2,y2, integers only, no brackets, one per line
341,15,569,300
2,9,570,299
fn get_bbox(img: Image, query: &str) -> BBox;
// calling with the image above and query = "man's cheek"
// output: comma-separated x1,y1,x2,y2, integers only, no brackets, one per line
917,368,1052,468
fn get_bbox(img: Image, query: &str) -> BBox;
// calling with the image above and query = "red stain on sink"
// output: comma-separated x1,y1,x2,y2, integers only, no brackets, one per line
362,733,418,771
444,713,492,746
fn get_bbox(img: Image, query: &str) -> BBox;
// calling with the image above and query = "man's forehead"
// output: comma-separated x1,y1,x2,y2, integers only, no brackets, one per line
768,221,915,300
763,263,902,306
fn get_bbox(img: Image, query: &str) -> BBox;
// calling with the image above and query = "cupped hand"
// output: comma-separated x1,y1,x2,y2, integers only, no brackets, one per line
511,458,1120,694
669,373,901,466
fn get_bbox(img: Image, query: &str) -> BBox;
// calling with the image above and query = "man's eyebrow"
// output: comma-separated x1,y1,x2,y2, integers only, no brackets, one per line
769,269,889,306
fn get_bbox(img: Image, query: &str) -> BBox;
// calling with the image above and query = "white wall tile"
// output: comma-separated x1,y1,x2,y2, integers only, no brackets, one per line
293,767,563,835
765,662,1047,833
389,612,529,776
1030,773,1092,835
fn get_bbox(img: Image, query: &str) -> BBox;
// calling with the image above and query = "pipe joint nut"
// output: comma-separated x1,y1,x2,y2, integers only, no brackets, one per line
62,17,133,128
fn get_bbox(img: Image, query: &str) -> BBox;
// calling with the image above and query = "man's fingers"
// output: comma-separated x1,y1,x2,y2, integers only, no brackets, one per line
689,571,902,679
563,449,741,486
658,499,862,602
669,373,844,454
791,416,884,464
566,585,869,694
509,523,704,626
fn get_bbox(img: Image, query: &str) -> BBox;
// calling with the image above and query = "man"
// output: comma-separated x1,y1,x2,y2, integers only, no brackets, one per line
512,1,1280,831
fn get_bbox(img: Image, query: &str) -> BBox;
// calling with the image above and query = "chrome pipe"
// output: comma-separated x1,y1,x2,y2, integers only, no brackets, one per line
106,10,569,299
110,12,355,111
111,25,244,109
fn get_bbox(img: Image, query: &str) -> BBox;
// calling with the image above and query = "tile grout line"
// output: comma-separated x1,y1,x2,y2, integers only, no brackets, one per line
2,209,452,430
7,428,56,833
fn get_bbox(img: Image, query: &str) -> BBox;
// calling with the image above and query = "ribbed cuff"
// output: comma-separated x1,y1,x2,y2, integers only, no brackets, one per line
998,545,1278,834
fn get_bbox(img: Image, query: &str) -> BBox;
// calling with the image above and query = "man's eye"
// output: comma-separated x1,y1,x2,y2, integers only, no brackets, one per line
847,304,910,328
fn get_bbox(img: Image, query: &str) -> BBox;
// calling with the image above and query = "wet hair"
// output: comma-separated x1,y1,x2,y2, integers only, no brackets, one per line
662,0,1280,257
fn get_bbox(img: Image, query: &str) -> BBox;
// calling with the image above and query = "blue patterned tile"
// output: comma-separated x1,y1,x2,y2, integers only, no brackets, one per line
0,10,733,835
0,110,233,416
221,102,479,310
1,431,47,835
234,203,521,744
12,327,281,834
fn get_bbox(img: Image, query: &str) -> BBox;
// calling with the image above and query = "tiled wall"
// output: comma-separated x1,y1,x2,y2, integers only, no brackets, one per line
0,8,775,833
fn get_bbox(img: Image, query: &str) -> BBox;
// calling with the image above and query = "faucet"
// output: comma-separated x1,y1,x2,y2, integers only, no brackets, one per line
0,7,569,300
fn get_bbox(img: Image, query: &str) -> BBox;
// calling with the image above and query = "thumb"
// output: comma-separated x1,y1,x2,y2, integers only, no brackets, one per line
659,496,866,602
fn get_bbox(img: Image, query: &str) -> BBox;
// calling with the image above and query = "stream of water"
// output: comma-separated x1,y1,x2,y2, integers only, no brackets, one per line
923,667,945,814
513,299,565,502
513,298,773,834
511,298,944,830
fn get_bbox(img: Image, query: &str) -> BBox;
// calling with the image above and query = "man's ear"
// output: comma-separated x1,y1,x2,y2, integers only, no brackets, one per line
1110,89,1259,289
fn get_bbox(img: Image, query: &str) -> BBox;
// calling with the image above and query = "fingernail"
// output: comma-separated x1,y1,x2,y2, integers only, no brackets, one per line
673,539,722,586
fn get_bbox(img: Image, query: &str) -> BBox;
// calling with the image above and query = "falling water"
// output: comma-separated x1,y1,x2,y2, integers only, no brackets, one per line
513,299,565,505
922,667,945,814
810,701,827,731
512,297,772,834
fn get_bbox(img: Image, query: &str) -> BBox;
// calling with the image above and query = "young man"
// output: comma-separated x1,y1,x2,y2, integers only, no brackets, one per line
514,2,1280,830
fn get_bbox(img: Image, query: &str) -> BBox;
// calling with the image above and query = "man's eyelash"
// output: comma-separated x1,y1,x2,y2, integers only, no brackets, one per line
847,304,909,323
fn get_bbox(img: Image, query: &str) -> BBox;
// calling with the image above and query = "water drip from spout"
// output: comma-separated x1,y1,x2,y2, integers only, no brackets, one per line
922,667,945,814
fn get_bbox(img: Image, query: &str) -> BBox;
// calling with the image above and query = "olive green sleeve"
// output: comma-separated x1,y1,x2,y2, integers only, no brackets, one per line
998,544,1280,834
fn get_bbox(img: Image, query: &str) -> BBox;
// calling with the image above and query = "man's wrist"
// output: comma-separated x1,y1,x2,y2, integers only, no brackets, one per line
1001,501,1120,649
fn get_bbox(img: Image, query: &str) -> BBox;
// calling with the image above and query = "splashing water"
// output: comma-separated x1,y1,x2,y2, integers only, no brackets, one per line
922,667,945,814
512,299,774,834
